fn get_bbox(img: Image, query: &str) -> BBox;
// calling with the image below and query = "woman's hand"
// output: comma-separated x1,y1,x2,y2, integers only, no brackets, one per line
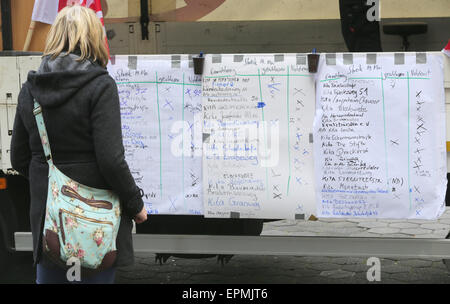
134,206,148,224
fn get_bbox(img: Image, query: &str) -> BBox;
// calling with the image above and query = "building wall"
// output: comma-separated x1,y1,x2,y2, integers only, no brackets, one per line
1,0,449,52
1,0,113,52
108,0,450,21
199,0,450,21
0,0,50,52
105,17,449,55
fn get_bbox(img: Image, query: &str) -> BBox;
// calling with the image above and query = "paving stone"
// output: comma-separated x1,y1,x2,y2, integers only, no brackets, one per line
432,260,449,269
290,268,321,277
162,271,193,281
268,220,298,227
342,272,371,284
319,269,356,279
357,221,389,229
408,267,450,282
412,265,449,274
388,222,419,229
380,265,412,274
420,223,450,230
419,256,447,262
296,221,332,228
341,263,371,273
378,219,408,223
327,222,360,228
294,256,333,264
317,218,349,223
380,259,401,266
305,263,342,272
437,218,450,225
124,269,168,280
366,227,401,234
331,257,365,265
395,259,433,268
408,219,437,224
389,272,423,282
400,228,433,235
442,259,450,270
342,218,373,223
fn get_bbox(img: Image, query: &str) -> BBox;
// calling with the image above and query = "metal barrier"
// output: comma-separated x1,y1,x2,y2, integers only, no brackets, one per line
14,232,450,259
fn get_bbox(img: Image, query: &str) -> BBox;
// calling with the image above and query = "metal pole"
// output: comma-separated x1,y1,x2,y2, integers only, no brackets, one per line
0,0,13,51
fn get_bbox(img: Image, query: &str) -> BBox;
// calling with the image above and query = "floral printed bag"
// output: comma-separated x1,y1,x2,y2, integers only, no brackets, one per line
33,99,121,271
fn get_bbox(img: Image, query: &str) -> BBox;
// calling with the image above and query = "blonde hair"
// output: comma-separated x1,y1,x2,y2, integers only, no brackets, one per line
43,5,108,67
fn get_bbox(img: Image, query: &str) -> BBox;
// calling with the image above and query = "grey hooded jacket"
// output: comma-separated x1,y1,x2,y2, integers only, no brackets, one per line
10,52,144,267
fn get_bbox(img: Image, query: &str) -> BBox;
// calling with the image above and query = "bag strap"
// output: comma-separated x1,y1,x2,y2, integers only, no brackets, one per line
33,99,53,164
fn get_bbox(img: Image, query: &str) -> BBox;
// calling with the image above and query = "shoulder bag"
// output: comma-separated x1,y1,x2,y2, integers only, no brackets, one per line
33,99,121,271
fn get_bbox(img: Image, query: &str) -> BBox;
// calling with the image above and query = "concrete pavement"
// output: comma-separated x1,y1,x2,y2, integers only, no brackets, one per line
114,208,450,284
3,208,450,283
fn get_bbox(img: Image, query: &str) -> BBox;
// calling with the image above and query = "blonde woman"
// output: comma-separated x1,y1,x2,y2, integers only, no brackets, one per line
10,5,147,284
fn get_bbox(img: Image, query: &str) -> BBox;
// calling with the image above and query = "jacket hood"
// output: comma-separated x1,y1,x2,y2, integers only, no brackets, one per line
27,52,108,108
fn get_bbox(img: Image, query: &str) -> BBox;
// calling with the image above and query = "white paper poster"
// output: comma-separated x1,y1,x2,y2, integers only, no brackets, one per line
104,52,446,220
107,55,203,215
314,53,447,219
202,54,317,219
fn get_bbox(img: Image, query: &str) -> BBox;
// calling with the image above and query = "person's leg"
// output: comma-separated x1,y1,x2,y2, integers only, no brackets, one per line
76,267,117,284
37,263,116,284
36,263,70,284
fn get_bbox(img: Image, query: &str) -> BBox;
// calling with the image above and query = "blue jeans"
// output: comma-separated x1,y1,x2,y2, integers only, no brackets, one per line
36,263,116,284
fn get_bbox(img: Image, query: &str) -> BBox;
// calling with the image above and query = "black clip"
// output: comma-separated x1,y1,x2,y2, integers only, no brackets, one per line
307,50,320,73
193,52,205,75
